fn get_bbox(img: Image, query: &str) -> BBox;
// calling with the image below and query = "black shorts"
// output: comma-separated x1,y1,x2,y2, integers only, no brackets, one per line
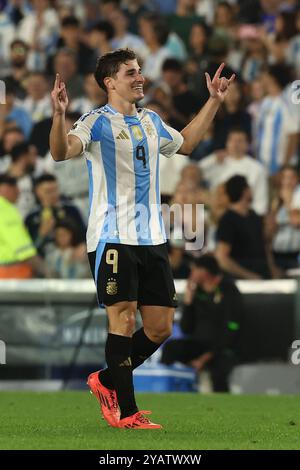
88,242,177,307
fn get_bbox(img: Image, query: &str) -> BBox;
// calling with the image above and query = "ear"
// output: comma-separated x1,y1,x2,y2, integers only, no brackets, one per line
104,76,115,91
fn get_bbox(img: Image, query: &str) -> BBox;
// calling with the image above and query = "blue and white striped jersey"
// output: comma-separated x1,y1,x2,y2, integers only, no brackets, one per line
255,95,298,175
68,104,184,252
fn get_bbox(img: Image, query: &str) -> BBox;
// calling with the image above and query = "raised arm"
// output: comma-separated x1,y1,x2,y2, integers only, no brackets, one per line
179,64,235,155
49,74,83,161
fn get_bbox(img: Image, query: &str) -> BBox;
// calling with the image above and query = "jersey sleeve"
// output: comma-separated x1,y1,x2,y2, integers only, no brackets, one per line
67,112,102,154
148,111,184,158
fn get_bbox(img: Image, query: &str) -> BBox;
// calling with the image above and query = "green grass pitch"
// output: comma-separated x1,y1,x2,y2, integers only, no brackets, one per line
0,392,299,450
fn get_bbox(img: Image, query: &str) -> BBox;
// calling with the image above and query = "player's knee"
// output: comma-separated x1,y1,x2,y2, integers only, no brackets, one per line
146,325,172,343
119,310,136,335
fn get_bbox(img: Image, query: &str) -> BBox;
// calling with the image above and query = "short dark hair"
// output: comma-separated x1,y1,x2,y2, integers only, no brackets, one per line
34,174,57,188
194,255,221,276
10,39,28,51
266,64,292,89
94,48,137,92
227,126,249,141
225,175,249,203
0,174,17,186
91,21,115,41
162,58,183,73
10,142,30,162
55,219,82,247
61,15,80,28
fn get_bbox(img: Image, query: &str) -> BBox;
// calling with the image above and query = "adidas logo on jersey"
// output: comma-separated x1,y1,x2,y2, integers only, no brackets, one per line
116,130,129,140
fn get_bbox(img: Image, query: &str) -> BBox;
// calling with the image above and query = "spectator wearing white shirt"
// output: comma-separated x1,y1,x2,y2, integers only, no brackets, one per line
17,0,59,71
255,65,299,175
19,72,52,123
108,7,145,55
200,128,269,215
139,12,174,83
0,10,16,76
269,165,300,270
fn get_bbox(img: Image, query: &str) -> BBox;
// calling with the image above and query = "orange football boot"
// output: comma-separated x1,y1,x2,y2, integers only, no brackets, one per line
87,370,120,427
118,410,162,429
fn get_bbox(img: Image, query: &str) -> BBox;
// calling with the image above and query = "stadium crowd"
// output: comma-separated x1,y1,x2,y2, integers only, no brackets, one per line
1,0,300,281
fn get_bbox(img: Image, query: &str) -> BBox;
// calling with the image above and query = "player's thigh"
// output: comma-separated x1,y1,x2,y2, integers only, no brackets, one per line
138,244,177,308
88,242,139,306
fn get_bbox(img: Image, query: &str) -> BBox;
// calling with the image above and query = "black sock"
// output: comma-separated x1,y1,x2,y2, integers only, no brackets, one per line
131,328,162,369
99,328,163,389
104,333,138,420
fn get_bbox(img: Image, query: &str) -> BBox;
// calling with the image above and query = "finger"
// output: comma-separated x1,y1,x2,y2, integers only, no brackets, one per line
213,62,225,80
228,73,236,84
220,77,227,92
54,73,60,89
205,72,211,88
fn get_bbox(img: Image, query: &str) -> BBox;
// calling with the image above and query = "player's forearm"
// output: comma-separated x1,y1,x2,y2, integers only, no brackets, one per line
180,97,220,154
49,111,69,161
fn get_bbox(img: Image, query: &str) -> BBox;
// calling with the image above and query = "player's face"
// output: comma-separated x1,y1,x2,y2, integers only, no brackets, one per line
112,60,145,103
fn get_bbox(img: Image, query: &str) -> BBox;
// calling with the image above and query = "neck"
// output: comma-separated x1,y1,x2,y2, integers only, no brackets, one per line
148,41,160,53
230,153,244,160
226,102,238,113
230,200,249,216
108,98,137,116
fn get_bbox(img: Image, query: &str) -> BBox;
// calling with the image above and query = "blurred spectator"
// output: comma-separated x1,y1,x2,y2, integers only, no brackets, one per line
269,165,300,269
17,0,60,71
168,236,191,279
100,0,121,19
185,21,210,92
215,175,277,279
256,65,299,175
0,79,33,140
45,220,90,279
3,39,29,100
139,12,173,83
5,142,38,217
122,0,151,35
246,78,265,145
0,127,25,173
161,254,243,392
44,112,90,220
213,1,237,45
0,174,44,279
0,8,16,75
161,58,201,129
205,183,229,251
49,15,96,75
200,128,269,215
88,20,114,57
19,72,52,123
70,74,106,115
213,80,252,150
25,174,86,257
108,7,145,55
52,48,84,100
239,32,267,83
4,0,32,27
167,0,204,49
286,9,300,74
261,10,297,64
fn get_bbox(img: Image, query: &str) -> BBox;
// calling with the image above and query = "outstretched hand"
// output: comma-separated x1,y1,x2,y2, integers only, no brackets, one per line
51,73,69,114
205,63,235,102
